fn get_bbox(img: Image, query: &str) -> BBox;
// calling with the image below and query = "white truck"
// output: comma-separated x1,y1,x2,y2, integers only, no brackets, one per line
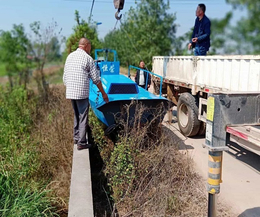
152,55,260,155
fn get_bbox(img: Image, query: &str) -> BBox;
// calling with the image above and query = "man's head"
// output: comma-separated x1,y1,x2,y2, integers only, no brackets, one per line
196,3,206,17
78,38,91,54
139,60,145,69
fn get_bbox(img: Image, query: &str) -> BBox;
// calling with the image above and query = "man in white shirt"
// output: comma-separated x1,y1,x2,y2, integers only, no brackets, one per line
135,60,151,90
63,38,108,150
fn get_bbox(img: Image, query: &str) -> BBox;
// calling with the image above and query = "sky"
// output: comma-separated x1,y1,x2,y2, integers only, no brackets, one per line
0,0,245,40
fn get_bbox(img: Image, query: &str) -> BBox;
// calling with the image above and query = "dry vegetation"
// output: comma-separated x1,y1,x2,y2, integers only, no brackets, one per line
21,85,231,216
89,102,231,217
31,85,74,215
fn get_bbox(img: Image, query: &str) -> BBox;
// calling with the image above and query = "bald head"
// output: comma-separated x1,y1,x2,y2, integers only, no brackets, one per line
79,38,90,46
78,38,91,54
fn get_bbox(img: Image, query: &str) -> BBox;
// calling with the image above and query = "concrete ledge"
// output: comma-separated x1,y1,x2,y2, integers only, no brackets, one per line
68,145,94,217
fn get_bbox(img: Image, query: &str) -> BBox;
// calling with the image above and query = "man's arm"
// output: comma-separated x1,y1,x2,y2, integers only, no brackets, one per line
135,70,139,83
89,60,109,103
197,21,211,42
97,82,109,103
148,73,151,85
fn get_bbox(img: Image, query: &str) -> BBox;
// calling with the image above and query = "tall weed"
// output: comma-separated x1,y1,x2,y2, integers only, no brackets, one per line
0,86,56,216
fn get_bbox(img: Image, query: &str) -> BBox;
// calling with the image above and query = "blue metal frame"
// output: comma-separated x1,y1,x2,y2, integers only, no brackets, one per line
128,65,163,97
95,49,120,75
95,49,118,62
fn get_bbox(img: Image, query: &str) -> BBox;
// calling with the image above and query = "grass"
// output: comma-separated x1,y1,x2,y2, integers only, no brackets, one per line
0,86,56,216
0,85,73,216
46,68,64,84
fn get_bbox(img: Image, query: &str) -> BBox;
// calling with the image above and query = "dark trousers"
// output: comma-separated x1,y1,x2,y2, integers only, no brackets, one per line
139,85,148,90
71,98,89,145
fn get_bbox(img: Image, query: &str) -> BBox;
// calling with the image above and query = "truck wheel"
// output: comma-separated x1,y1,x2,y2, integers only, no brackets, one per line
197,121,206,136
177,93,200,137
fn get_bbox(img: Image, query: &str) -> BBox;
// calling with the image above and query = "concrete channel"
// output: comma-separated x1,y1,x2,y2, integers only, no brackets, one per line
68,145,94,217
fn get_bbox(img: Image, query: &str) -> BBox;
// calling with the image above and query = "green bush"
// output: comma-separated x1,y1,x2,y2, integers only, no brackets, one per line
107,137,135,201
0,86,56,216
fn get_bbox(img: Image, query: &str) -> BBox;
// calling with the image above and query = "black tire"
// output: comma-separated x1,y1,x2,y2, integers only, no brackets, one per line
197,121,206,136
177,93,200,137
104,124,118,136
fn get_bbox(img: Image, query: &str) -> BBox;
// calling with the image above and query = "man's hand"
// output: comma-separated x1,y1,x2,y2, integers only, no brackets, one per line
102,93,109,103
188,43,193,50
97,82,109,103
192,37,198,43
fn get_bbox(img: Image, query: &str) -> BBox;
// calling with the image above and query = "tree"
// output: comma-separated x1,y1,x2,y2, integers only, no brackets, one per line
104,0,177,69
47,36,62,61
29,20,63,98
66,11,102,58
226,0,260,54
173,29,193,56
0,24,31,88
209,12,233,54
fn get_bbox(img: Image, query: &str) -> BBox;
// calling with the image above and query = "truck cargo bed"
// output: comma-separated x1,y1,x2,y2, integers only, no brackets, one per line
152,56,260,94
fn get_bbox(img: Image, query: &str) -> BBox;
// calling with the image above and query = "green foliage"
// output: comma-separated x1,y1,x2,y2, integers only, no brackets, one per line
209,12,233,54
0,174,55,216
107,137,135,201
89,109,114,162
173,29,193,56
0,24,31,86
0,63,6,76
66,11,102,58
226,0,260,54
0,86,56,216
104,0,177,68
29,20,64,97
29,20,63,62
89,110,135,201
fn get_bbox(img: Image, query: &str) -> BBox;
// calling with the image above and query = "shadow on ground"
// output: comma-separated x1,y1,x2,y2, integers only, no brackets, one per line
227,141,260,172
238,207,260,217
162,124,194,150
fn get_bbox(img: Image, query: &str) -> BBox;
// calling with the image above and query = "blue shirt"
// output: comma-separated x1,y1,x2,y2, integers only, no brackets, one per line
190,15,211,51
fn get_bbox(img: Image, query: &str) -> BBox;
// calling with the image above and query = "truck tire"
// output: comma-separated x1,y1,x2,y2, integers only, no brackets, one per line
197,121,206,136
177,93,200,137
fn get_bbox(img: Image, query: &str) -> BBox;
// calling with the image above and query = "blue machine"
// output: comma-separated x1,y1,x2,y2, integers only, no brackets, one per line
89,49,172,129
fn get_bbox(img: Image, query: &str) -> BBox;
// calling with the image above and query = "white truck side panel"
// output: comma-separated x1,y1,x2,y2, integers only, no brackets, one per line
152,56,260,92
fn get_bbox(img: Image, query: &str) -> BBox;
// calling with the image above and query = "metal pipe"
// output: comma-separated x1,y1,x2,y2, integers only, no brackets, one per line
128,65,163,97
160,78,163,97
208,193,216,217
128,66,130,78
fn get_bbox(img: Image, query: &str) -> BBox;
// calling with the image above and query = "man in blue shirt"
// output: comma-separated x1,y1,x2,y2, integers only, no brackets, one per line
188,4,211,56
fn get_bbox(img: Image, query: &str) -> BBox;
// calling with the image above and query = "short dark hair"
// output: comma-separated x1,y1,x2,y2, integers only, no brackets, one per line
198,3,206,13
